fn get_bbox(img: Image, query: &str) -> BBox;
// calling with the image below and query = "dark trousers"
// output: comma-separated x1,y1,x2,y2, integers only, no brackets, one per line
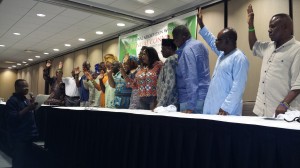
12,140,38,168
65,96,80,107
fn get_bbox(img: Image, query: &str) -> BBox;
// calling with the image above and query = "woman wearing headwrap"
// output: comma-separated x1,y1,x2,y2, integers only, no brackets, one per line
121,54,140,109
109,54,138,109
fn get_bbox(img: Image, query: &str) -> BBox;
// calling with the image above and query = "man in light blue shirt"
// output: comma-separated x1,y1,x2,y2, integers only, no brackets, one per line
172,25,210,114
198,9,249,115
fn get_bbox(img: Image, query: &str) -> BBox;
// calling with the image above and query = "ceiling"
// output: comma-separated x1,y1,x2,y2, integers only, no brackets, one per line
0,0,219,69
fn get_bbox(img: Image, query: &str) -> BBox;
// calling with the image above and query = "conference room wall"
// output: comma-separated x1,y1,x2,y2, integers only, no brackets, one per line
294,0,300,38
74,49,88,71
88,44,103,69
63,53,75,78
103,39,119,58
0,69,17,101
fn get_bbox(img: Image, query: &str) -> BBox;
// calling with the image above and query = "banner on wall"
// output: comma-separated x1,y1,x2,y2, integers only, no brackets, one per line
118,12,197,62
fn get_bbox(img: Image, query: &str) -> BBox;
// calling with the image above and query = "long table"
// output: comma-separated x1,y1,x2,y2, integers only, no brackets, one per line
42,106,300,168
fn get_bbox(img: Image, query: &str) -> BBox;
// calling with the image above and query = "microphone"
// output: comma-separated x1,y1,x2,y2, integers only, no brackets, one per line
28,92,36,104
29,92,34,99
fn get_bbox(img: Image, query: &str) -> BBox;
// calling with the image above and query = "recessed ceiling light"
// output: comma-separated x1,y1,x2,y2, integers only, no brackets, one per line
8,67,12,69
145,9,154,14
53,48,59,51
0,45,5,47
117,23,125,27
12,65,16,67
28,59,33,61
96,31,103,35
35,55,40,58
44,52,49,55
78,38,85,41
22,61,27,64
17,63,21,65
64,44,71,47
37,13,46,17
13,33,21,35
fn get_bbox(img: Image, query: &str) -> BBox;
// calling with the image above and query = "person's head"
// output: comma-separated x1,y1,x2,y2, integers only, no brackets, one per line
82,61,91,72
71,69,75,77
111,61,120,74
161,39,177,58
268,13,293,43
138,46,147,65
14,79,29,96
99,62,106,73
104,54,117,71
172,25,191,48
215,27,237,53
55,69,63,79
142,47,160,69
123,54,139,73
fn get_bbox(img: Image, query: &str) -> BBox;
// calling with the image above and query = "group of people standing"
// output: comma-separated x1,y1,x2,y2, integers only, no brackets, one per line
34,5,300,118
5,5,300,167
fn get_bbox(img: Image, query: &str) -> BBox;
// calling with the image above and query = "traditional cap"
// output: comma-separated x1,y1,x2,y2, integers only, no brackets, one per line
104,54,117,63
162,39,175,47
94,63,100,74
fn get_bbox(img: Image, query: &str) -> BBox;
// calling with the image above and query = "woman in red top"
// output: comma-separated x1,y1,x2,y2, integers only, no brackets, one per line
121,47,163,110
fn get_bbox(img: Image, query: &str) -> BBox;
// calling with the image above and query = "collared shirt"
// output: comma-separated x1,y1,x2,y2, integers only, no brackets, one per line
62,77,80,97
199,27,249,115
157,54,178,107
176,38,210,111
253,37,300,117
6,93,38,141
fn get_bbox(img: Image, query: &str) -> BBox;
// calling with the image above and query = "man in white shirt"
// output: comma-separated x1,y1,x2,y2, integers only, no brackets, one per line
63,69,80,106
247,4,300,117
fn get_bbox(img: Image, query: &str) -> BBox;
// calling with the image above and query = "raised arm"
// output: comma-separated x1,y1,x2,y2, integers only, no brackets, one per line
197,8,221,56
74,67,81,87
247,4,257,50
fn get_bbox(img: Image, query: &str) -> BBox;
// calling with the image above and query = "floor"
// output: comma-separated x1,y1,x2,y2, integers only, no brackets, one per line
0,150,11,168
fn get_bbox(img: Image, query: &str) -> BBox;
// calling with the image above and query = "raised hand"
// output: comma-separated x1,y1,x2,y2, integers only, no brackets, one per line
58,61,63,69
247,4,254,27
197,7,204,28
74,67,81,75
85,71,93,80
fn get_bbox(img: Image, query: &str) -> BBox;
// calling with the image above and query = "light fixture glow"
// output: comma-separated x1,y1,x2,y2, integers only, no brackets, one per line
28,59,33,61
0,45,5,47
117,23,125,27
37,13,46,17
17,63,21,65
12,65,16,67
96,31,103,35
64,44,71,47
53,48,59,51
13,33,21,35
44,52,49,55
8,67,12,69
22,61,27,64
78,38,86,41
145,9,154,14
35,55,40,58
